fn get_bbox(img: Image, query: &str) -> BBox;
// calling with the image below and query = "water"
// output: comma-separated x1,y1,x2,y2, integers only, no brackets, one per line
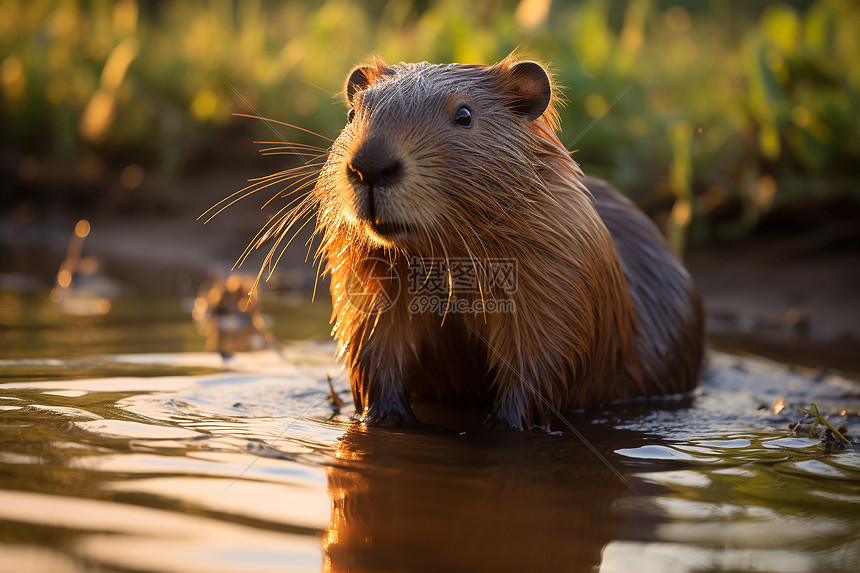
1,289,859,572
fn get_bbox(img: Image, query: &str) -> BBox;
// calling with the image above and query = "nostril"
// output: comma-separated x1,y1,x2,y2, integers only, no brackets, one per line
381,160,401,180
347,162,364,183
346,156,401,187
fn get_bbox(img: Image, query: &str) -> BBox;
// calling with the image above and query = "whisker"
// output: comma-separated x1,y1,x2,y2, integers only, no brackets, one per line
269,215,317,279
201,173,308,224
201,187,268,224
304,224,317,263
199,186,257,221
199,162,319,222
251,217,296,293
256,196,315,249
246,162,322,182
311,243,324,303
302,78,337,98
234,194,312,270
233,112,333,143
260,150,327,159
254,140,326,152
260,173,318,211
457,227,488,324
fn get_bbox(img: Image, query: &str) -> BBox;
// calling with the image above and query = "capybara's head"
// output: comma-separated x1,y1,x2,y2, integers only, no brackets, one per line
315,58,564,256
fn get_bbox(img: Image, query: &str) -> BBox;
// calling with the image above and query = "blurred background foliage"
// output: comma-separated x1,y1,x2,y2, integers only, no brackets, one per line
1,0,858,245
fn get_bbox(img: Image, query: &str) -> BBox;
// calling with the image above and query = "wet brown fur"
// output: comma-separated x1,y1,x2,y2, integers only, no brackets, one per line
302,55,704,430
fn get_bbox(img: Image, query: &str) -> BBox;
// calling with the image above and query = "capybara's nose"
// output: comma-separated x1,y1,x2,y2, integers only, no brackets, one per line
347,158,401,187
346,142,402,189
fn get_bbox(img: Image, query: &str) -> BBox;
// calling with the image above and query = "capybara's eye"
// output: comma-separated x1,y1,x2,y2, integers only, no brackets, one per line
454,106,472,128
347,108,355,123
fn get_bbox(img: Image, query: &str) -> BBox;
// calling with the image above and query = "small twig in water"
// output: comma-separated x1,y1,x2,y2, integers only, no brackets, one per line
797,402,850,444
327,374,344,410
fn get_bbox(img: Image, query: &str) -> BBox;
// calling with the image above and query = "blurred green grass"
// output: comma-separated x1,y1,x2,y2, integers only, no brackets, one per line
1,0,858,244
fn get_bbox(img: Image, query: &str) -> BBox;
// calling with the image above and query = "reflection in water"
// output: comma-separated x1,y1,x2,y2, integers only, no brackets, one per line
0,343,857,572
0,368,334,573
50,220,120,316
323,423,636,573
192,274,278,359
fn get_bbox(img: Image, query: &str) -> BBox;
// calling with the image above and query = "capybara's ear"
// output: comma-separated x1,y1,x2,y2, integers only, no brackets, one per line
502,61,552,122
345,59,389,105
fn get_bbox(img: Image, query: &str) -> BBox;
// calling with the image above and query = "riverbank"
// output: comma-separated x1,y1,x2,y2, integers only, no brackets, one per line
2,163,858,375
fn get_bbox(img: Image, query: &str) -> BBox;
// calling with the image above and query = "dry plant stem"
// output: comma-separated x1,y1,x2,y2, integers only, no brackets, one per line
798,402,850,444
327,374,345,409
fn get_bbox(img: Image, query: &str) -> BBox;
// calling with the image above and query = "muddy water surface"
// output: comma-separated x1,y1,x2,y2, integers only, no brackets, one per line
1,289,858,572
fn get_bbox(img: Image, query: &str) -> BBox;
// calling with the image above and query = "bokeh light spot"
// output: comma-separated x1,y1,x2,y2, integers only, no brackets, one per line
584,93,608,118
120,164,144,190
18,156,40,182
75,220,91,239
665,6,691,33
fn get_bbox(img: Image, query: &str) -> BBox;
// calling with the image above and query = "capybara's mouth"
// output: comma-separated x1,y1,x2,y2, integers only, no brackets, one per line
364,219,413,241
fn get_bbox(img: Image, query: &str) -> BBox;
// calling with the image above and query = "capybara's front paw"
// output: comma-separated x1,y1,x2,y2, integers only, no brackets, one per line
359,408,419,428
480,415,523,432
